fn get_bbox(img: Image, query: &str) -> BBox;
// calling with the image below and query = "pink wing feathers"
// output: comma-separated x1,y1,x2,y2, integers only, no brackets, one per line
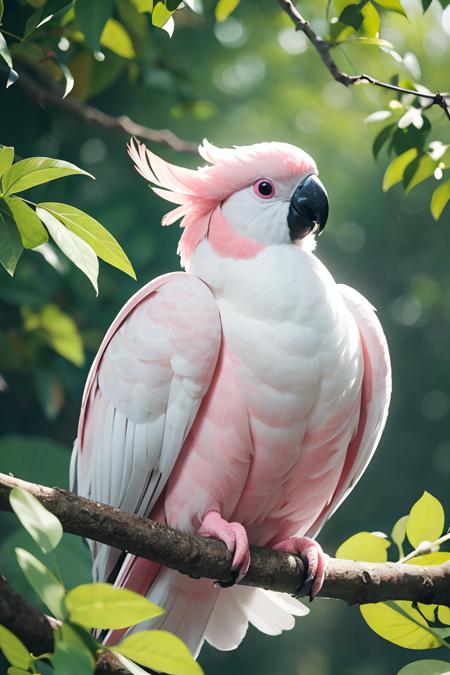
70,272,221,583
305,284,391,538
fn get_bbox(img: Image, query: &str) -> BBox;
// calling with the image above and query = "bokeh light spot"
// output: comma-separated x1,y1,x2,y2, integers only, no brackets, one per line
391,295,423,326
420,390,449,420
277,27,308,55
335,222,366,253
79,138,107,165
214,18,247,48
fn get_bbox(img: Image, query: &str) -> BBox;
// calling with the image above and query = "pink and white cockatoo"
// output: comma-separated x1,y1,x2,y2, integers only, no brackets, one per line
70,138,391,656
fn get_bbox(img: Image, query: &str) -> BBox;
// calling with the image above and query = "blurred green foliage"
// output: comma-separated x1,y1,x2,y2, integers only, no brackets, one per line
0,0,449,673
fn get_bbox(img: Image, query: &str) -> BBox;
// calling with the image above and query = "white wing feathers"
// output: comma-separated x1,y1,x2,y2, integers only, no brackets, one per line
71,273,221,582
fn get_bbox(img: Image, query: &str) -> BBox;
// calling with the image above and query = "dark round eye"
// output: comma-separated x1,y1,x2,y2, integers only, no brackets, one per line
253,178,275,199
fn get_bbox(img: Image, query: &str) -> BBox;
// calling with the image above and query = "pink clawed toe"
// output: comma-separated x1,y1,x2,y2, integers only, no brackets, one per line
273,536,328,599
199,510,251,586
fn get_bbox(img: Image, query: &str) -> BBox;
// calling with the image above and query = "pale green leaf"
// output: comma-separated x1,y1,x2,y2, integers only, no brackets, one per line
335,531,390,562
101,18,135,59
360,601,443,649
374,0,407,17
15,547,66,619
6,196,48,248
397,660,450,675
417,603,437,622
439,606,450,625
36,208,99,293
215,0,240,21
404,154,437,194
0,32,13,69
152,2,175,28
406,491,445,548
52,639,94,675
9,486,63,553
341,36,393,47
0,146,14,178
383,148,418,191
40,304,84,365
184,0,203,13
66,583,164,629
0,626,31,670
112,630,204,675
431,179,450,220
2,157,93,195
38,202,135,278
7,668,32,675
360,1,380,38
406,552,450,566
391,515,409,558
0,198,23,275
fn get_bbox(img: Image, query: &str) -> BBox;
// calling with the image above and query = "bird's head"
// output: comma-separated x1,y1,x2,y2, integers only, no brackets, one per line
128,138,328,266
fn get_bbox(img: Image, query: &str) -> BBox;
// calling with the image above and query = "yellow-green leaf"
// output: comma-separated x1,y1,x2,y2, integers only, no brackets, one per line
130,0,153,11
360,601,442,649
438,606,450,625
152,2,174,29
52,639,94,675
66,583,164,629
0,198,23,275
215,0,240,22
6,196,48,248
404,154,437,194
398,661,450,675
406,552,450,566
23,304,85,366
2,157,93,195
0,146,14,178
7,668,32,675
15,547,66,619
431,179,450,221
0,627,31,670
374,0,407,17
418,603,438,622
383,148,417,191
335,531,390,562
36,207,99,294
391,515,409,559
101,18,135,59
9,486,63,553
406,492,445,548
38,202,135,278
112,630,204,675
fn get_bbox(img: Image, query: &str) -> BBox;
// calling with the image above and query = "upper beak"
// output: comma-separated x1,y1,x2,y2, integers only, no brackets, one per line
287,174,329,241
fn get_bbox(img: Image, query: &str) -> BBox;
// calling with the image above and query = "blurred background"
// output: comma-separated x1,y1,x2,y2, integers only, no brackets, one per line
0,0,449,673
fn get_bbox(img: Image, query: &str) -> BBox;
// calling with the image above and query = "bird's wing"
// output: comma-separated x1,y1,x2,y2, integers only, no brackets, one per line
306,284,391,537
70,272,221,581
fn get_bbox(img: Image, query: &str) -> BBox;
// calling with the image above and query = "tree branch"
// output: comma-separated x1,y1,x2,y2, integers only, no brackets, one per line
0,472,449,607
277,0,450,121
16,69,199,153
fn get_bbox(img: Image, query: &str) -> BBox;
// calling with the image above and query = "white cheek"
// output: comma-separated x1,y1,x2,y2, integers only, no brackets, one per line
221,188,291,246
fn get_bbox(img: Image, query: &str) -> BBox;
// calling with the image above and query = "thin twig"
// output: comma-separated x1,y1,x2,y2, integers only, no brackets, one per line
16,69,199,153
0,472,449,606
277,0,450,121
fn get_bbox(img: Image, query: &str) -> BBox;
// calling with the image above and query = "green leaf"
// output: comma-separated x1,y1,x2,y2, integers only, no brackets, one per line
38,202,135,278
372,124,394,159
7,668,32,675
15,547,66,619
112,630,204,675
406,552,450,566
360,601,443,649
75,0,114,51
152,2,175,29
340,36,393,47
6,196,48,248
101,19,135,59
417,603,438,622
215,0,240,21
131,0,154,11
23,0,72,39
2,157,93,196
0,32,12,69
373,0,407,17
9,486,63,554
406,491,445,548
36,207,99,293
391,515,409,559
439,606,450,625
335,532,390,562
431,179,450,220
421,0,432,10
383,148,417,191
0,146,14,178
0,626,31,670
52,639,94,675
397,660,450,675
339,4,364,30
24,304,85,366
0,198,23,275
66,583,164,629
403,154,437,194
0,0,3,22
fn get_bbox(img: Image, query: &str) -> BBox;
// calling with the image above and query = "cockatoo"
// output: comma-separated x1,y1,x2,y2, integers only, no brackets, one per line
71,138,391,657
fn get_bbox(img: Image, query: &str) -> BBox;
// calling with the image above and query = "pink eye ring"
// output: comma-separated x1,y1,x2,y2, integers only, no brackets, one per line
253,178,275,199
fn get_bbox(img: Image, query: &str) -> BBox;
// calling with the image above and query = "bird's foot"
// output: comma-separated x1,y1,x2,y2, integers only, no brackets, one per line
273,536,328,600
199,510,250,587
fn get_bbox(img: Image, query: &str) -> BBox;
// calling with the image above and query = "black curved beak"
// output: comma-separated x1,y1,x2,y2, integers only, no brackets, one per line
288,174,329,241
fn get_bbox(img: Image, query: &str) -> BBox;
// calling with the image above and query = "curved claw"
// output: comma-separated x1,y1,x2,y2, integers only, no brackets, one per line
199,510,251,586
273,536,328,600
